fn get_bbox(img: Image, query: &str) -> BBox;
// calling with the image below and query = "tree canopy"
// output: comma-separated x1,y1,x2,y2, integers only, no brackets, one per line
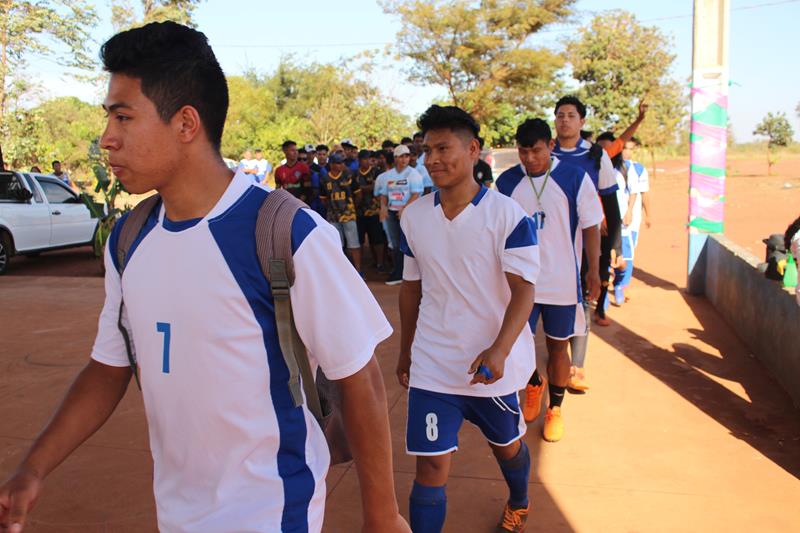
383,0,574,144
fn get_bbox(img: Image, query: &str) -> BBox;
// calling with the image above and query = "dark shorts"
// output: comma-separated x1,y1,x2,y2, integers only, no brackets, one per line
357,215,387,246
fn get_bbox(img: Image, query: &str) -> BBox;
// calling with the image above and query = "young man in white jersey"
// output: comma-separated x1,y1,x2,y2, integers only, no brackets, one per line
397,105,540,533
597,134,650,306
497,119,603,441
532,95,620,392
0,22,409,533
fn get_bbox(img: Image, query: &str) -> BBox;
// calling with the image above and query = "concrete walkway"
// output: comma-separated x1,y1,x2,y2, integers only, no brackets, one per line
1,196,799,532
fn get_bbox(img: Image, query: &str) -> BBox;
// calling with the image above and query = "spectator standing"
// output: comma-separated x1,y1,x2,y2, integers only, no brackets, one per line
274,140,311,202
319,153,363,275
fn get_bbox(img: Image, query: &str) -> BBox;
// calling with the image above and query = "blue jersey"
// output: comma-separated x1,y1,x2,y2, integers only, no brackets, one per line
552,138,618,196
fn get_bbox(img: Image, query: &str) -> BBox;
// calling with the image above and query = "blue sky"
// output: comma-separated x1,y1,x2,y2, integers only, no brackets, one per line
30,0,800,141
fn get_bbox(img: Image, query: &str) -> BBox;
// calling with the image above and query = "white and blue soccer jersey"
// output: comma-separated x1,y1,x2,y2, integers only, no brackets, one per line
622,160,649,233
496,157,604,305
552,138,618,196
399,186,540,397
91,170,392,532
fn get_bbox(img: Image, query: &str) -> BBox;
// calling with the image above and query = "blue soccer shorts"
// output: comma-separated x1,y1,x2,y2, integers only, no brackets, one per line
528,302,586,340
406,387,527,455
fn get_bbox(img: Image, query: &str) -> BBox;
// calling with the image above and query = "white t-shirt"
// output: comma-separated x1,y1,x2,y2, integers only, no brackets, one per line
238,158,258,179
617,160,649,234
91,170,391,532
552,138,618,196
253,158,272,181
496,157,604,305
400,186,540,397
374,166,424,210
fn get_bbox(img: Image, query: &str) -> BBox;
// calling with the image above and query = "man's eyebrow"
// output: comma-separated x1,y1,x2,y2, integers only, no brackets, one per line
102,102,133,112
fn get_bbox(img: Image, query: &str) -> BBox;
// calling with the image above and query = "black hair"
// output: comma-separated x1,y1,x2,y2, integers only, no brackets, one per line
381,139,395,149
596,131,615,143
381,151,394,166
298,147,307,154
554,95,587,118
785,215,800,251
282,140,296,150
370,150,381,158
597,132,624,170
413,131,423,140
401,136,413,145
358,149,371,160
477,136,485,149
417,104,480,140
629,136,641,146
580,130,594,141
52,160,61,165
515,118,552,148
254,148,263,153
316,144,329,152
100,21,228,150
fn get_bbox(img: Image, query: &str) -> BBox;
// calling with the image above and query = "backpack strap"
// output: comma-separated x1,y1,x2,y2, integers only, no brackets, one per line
255,190,324,421
115,193,162,390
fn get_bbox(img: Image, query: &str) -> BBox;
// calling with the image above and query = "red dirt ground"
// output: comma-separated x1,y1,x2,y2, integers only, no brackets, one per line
1,155,799,532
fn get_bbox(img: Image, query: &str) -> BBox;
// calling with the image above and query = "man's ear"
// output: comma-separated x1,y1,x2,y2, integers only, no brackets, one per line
173,105,202,144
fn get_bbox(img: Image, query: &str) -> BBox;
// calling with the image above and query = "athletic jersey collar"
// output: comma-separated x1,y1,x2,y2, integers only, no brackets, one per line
432,184,488,207
554,138,590,153
156,168,252,230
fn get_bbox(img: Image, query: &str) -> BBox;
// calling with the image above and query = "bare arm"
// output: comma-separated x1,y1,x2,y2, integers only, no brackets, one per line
469,272,534,385
338,358,409,533
624,193,639,227
618,101,648,145
379,195,388,222
396,279,421,388
582,224,602,301
0,361,131,532
641,191,652,228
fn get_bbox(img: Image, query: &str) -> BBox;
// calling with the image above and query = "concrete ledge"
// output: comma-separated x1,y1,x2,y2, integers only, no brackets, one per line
701,235,800,407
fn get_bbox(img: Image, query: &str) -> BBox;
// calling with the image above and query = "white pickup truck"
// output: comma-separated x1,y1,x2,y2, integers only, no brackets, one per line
0,171,99,274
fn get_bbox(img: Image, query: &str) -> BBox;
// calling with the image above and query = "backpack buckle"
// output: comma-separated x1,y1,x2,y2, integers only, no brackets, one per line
269,259,291,298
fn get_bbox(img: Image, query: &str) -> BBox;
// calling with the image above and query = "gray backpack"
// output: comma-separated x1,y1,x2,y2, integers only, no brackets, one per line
114,189,351,464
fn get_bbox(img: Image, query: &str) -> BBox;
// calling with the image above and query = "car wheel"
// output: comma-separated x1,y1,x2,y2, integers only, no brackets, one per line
0,233,11,275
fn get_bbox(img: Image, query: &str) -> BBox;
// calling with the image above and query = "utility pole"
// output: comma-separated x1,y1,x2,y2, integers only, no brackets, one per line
687,0,730,294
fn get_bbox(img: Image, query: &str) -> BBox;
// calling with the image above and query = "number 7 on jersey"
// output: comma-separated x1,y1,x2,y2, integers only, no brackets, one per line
157,322,172,374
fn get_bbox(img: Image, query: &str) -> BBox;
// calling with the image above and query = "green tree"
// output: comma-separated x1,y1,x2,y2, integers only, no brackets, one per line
382,0,574,144
0,1,98,125
753,111,794,175
111,0,205,30
566,10,686,170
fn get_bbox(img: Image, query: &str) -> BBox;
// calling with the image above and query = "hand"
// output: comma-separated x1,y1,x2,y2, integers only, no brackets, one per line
364,512,411,533
645,215,652,229
600,217,608,237
396,352,411,389
397,206,405,219
638,101,649,120
469,345,509,385
623,212,633,227
379,206,388,223
584,270,601,302
0,467,43,533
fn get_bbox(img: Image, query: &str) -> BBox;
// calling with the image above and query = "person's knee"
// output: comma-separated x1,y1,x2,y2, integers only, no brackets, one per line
490,438,521,461
416,455,450,485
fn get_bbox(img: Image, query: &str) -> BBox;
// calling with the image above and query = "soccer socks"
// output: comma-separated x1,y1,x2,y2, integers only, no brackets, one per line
498,441,531,509
410,482,447,533
528,369,543,387
548,383,566,408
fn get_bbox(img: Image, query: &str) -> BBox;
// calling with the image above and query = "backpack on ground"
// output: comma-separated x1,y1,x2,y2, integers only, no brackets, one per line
114,189,352,465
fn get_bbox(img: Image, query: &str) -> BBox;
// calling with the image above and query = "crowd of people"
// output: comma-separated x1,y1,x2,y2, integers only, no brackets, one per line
0,20,658,533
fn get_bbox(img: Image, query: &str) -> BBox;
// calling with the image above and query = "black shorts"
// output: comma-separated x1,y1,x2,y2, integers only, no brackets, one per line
357,215,387,246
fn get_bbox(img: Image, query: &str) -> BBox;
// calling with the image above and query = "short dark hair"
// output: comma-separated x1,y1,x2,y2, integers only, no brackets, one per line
596,131,616,143
417,105,480,140
381,151,394,166
628,136,641,146
401,136,413,145
282,140,296,150
52,160,61,165
316,144,329,152
515,118,552,147
580,129,594,141
413,131,423,140
254,148,263,153
381,139,395,149
298,147,307,154
554,95,587,119
358,149,371,160
100,21,228,150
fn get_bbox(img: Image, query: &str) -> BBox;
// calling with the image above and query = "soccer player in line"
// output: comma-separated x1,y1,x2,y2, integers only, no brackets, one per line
375,144,424,286
526,95,619,394
275,140,312,203
397,105,540,533
497,119,603,441
0,22,409,533
319,152,364,275
355,149,388,273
